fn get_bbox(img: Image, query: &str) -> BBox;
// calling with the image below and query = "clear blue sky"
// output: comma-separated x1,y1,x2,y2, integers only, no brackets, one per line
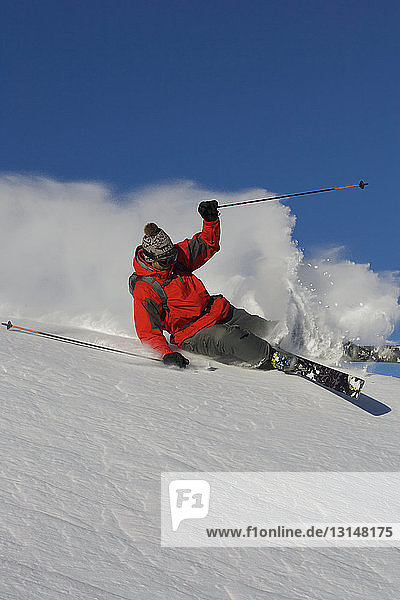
2,0,399,274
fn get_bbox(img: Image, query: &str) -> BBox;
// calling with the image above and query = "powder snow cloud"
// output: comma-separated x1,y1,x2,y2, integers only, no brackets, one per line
0,175,399,358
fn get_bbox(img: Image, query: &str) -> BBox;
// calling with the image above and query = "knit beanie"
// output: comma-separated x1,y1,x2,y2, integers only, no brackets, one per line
141,223,174,260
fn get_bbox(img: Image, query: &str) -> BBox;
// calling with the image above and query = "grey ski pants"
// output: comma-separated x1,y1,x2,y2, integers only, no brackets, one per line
180,306,278,367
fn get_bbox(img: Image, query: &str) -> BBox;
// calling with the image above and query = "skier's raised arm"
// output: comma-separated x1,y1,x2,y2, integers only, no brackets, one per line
177,200,220,271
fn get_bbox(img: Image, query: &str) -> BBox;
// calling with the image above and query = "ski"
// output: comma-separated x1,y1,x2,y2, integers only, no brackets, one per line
271,348,365,399
343,342,400,363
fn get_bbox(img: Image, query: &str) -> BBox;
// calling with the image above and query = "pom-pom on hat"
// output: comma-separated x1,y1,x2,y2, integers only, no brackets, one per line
142,223,175,261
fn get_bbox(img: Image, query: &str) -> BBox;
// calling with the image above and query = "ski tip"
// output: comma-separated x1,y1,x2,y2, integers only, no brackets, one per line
1,320,13,330
359,180,368,189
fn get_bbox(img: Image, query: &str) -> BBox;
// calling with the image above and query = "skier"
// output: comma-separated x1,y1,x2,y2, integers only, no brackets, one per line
130,200,279,369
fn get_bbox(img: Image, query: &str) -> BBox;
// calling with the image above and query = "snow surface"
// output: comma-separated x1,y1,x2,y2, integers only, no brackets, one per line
1,321,400,599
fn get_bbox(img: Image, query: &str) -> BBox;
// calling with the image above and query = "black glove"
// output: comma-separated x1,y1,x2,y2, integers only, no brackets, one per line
163,352,189,369
198,200,219,222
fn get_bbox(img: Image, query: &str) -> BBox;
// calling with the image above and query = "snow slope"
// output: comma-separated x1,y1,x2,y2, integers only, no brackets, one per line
1,321,400,600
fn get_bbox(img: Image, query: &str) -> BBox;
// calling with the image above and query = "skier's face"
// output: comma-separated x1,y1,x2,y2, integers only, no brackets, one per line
152,260,167,271
152,247,178,270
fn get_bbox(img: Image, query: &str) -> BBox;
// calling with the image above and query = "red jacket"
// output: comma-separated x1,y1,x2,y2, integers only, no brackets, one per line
132,218,231,357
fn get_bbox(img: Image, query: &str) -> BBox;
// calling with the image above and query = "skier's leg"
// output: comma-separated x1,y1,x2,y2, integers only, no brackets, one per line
181,323,272,367
224,306,279,339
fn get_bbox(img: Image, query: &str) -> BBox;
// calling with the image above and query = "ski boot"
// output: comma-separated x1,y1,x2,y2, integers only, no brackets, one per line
270,349,298,373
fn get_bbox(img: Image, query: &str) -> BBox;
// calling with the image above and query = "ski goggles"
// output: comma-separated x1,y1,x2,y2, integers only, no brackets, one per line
153,247,178,267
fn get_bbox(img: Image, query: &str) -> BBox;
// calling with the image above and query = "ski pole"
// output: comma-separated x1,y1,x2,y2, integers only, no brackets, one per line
217,180,368,209
1,320,162,362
